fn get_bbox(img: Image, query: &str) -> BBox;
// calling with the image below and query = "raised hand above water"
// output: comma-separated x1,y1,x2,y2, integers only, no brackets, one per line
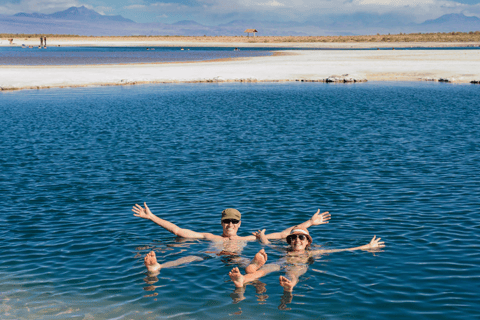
361,235,385,252
132,202,154,220
309,209,331,226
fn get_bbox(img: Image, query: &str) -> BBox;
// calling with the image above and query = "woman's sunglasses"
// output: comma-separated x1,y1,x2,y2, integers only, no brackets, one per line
222,219,240,224
287,234,306,241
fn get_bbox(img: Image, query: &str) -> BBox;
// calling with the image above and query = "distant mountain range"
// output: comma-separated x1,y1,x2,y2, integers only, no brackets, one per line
1,6,480,36
419,13,480,32
14,6,134,23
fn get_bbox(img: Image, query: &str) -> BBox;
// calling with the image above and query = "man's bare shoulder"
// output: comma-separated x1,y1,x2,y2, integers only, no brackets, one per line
203,234,256,242
233,235,256,242
202,233,225,241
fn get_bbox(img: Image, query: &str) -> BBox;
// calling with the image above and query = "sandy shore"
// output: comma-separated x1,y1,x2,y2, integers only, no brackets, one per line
1,40,480,90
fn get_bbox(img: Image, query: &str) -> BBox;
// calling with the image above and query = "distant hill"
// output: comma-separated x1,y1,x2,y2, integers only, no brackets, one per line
14,12,49,19
2,7,480,36
419,13,480,32
172,20,205,27
14,6,134,23
422,13,480,25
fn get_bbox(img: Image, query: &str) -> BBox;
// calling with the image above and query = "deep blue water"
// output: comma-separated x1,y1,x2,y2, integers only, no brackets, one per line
1,82,479,319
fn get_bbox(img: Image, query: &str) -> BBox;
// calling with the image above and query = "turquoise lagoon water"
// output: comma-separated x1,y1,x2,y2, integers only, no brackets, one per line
0,46,272,65
1,82,479,319
1,46,479,65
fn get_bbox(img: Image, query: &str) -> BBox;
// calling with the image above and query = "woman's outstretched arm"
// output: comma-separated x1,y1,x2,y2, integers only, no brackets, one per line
310,235,385,256
264,209,331,240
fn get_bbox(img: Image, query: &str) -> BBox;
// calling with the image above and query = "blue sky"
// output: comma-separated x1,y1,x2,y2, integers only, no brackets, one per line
1,0,480,25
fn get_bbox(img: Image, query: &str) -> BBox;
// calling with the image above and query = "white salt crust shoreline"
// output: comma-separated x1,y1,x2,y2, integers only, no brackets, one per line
1,48,480,91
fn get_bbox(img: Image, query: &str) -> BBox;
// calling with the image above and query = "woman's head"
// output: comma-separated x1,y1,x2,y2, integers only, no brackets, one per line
286,226,312,251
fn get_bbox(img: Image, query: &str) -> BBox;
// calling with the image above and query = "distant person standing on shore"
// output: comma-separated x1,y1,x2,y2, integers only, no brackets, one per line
44,36,47,48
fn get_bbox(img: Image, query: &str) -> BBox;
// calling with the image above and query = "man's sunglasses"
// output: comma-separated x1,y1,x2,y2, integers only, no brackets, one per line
222,219,240,224
287,234,306,241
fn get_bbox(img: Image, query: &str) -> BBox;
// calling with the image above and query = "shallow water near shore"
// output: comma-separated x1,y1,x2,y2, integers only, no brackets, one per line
1,82,479,319
0,46,273,65
1,45,479,66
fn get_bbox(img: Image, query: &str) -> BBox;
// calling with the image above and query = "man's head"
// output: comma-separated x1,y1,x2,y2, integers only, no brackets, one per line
286,226,312,251
221,208,241,237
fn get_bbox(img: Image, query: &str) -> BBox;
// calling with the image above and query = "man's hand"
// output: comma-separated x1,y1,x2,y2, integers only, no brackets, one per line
253,229,266,240
362,235,385,251
253,229,270,244
132,202,154,220
310,209,331,226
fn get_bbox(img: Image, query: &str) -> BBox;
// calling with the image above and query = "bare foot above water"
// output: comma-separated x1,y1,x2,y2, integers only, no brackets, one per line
279,276,294,292
144,251,162,272
245,249,267,274
229,267,245,288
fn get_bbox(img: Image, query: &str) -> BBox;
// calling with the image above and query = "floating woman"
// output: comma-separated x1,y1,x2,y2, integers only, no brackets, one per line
228,227,385,292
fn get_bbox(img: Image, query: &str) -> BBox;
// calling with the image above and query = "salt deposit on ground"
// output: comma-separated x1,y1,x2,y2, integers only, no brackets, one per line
1,44,480,90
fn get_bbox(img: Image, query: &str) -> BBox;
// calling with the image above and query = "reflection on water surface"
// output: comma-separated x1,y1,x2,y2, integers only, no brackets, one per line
1,82,479,319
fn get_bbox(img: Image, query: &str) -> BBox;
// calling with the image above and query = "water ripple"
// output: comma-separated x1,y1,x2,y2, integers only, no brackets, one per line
1,82,479,319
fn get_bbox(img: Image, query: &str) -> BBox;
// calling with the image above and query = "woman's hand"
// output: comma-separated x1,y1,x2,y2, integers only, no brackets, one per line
310,209,331,226
132,202,154,220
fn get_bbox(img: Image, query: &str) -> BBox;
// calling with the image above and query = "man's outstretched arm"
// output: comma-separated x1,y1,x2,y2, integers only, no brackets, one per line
264,209,331,240
132,203,217,239
253,229,288,253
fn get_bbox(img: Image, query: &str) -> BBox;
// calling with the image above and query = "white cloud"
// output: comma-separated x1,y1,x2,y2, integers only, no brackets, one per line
37,0,78,12
124,4,147,10
355,0,435,6
0,0,83,14
84,5,114,15
0,0,118,18
347,0,472,21
3,0,479,24
257,0,286,7
462,3,480,16
115,0,478,24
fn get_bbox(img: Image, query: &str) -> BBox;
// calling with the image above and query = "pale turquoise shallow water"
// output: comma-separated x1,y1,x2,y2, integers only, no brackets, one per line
1,46,478,65
0,46,272,65
1,82,479,319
